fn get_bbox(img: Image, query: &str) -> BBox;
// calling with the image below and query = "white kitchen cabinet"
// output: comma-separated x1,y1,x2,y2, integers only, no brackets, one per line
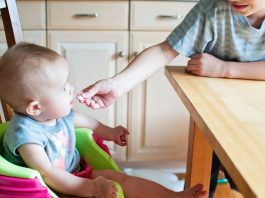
0,0,46,54
0,0,46,30
128,31,190,162
127,1,196,162
0,30,46,55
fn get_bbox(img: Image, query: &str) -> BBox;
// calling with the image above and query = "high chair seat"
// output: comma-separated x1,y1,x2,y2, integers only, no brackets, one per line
0,123,125,198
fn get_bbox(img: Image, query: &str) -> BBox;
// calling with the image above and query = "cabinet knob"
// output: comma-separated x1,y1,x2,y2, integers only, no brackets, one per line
118,51,126,57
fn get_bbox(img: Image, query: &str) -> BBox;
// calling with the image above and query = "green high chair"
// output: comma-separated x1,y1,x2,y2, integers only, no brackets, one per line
0,122,125,198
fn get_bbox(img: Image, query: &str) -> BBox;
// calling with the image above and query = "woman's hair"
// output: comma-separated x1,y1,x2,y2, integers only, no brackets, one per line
0,42,61,112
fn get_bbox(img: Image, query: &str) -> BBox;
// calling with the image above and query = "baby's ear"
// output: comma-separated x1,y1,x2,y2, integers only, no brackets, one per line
26,101,42,116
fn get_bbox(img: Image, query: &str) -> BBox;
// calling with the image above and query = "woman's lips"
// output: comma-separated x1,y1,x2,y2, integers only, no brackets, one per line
232,4,248,10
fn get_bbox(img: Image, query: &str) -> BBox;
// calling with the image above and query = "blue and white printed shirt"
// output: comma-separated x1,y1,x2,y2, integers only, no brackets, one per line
166,0,265,62
3,111,80,173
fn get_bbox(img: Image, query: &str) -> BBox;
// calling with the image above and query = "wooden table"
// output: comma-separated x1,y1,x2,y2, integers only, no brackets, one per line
165,66,265,198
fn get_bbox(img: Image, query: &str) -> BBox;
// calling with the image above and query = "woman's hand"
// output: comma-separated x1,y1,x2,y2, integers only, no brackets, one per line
77,78,123,109
112,126,129,146
186,53,227,78
93,176,117,198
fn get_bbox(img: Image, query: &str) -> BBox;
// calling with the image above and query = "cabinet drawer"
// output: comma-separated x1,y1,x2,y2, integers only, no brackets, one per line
47,1,129,30
0,1,46,30
130,1,196,31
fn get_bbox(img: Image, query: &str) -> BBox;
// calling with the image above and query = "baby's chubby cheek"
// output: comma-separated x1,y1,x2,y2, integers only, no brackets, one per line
52,107,71,118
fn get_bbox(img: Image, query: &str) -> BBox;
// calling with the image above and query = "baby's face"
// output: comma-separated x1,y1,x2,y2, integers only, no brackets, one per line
40,58,74,120
228,0,265,17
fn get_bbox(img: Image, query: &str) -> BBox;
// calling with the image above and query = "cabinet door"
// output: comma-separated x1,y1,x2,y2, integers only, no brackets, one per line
48,31,128,160
0,30,46,55
0,0,46,30
128,31,190,162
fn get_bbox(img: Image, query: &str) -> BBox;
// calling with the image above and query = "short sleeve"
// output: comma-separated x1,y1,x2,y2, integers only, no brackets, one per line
11,125,46,155
166,0,216,57
3,115,46,165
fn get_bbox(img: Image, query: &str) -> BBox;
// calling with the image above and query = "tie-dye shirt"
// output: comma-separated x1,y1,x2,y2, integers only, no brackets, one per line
3,111,80,173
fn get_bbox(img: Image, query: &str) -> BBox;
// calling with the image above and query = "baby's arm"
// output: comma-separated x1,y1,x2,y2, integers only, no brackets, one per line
18,144,117,197
186,53,265,80
73,111,129,146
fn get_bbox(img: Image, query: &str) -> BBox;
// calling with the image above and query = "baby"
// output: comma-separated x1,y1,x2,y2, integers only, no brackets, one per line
0,42,205,198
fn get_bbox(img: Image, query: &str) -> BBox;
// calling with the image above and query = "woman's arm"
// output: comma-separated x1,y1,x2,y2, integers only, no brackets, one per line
113,41,178,94
186,53,265,80
18,144,117,197
77,41,178,109
224,61,265,80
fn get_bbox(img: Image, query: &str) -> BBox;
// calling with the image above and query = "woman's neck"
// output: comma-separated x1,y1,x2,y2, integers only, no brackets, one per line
247,10,265,29
247,16,264,29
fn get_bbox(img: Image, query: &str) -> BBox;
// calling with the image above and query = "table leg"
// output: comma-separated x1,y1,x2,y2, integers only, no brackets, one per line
185,117,213,197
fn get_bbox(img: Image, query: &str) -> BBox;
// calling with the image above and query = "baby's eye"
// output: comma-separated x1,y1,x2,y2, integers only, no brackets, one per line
63,87,67,92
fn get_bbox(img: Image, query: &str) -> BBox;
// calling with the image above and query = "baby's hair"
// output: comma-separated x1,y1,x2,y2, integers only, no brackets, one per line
0,42,61,113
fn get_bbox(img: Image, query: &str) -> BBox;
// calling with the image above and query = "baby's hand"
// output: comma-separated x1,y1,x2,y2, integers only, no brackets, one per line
93,176,117,198
113,126,129,146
